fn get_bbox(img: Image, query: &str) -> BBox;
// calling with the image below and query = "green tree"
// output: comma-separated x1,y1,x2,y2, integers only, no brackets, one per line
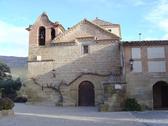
0,61,22,100
0,78,22,100
0,61,11,80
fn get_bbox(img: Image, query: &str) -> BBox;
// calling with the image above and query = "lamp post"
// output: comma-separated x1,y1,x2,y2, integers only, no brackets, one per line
129,58,134,71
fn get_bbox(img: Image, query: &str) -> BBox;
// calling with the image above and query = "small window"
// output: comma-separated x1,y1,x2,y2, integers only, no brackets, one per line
132,48,141,59
83,45,89,54
148,61,166,72
147,47,165,59
132,61,142,72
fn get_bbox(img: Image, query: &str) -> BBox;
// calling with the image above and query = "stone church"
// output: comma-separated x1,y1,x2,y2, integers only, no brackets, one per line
26,12,168,111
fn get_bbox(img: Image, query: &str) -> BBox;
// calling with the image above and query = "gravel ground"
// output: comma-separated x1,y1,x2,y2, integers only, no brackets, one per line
0,103,168,126
132,111,168,126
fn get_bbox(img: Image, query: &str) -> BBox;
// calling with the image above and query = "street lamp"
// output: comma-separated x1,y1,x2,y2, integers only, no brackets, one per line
129,58,134,71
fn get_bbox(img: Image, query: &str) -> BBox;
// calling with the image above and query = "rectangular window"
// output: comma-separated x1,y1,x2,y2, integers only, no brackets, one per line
132,61,142,72
147,47,165,59
148,61,166,72
83,45,89,54
131,48,141,59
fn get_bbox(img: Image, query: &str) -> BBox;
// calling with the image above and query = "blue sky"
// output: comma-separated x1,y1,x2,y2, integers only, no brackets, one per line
0,0,168,57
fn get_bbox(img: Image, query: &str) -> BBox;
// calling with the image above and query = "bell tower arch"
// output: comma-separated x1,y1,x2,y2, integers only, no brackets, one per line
26,12,65,61
38,26,46,46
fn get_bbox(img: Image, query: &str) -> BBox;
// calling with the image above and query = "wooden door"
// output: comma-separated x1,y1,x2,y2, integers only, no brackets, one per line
78,81,95,106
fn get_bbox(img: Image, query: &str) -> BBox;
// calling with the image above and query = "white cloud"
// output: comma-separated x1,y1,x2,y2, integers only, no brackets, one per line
146,0,168,39
0,20,28,46
0,20,28,56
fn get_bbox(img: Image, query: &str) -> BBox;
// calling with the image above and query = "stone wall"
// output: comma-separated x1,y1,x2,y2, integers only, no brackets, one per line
28,41,121,83
28,41,121,106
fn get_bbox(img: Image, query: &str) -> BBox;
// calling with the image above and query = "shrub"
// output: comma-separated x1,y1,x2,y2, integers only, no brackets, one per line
124,98,141,111
0,98,14,110
0,102,3,111
14,96,27,103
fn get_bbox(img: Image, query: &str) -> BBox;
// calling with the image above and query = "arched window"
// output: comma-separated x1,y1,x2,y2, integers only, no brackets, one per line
38,26,45,46
51,28,56,40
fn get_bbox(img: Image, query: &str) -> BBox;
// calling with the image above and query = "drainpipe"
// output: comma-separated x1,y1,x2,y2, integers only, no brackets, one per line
119,42,126,80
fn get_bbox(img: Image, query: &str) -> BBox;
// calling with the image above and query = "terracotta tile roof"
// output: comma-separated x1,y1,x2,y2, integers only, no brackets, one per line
92,18,119,26
122,40,168,46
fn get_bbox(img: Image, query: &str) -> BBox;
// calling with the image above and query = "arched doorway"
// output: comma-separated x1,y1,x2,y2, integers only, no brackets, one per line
78,81,95,106
153,81,168,109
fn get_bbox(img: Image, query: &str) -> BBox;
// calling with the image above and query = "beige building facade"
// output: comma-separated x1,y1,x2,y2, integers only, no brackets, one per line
26,13,168,110
123,41,168,109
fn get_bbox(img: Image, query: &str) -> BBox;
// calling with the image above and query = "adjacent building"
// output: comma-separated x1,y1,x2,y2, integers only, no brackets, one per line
123,41,168,109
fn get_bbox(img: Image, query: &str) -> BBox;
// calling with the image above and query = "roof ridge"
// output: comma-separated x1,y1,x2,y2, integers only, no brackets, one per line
53,18,120,43
35,12,54,25
26,12,65,31
122,40,168,46
54,19,86,42
86,19,120,39
122,40,168,42
93,18,112,23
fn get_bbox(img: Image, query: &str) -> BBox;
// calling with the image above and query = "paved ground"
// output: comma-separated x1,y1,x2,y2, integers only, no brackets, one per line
0,103,168,126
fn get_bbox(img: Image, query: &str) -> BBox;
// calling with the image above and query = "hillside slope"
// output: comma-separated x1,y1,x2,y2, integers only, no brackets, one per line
0,56,28,80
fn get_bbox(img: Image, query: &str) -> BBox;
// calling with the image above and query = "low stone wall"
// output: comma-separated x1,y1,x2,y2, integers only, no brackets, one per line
0,110,14,117
99,84,126,112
